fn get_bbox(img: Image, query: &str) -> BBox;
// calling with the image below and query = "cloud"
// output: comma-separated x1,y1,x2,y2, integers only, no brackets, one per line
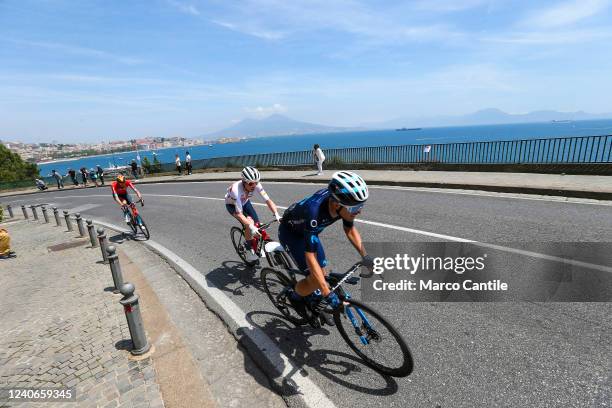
244,103,288,116
208,0,464,44
411,0,490,13
522,0,610,28
7,39,145,65
166,0,200,16
211,20,286,40
483,28,612,44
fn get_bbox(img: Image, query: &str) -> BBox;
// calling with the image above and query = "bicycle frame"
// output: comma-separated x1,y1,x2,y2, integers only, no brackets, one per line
122,199,143,225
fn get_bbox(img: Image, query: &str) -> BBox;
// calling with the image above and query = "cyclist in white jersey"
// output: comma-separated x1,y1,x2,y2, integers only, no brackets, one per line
225,167,281,260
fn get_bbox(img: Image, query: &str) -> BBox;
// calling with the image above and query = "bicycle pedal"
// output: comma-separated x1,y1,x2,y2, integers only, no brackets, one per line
309,318,321,329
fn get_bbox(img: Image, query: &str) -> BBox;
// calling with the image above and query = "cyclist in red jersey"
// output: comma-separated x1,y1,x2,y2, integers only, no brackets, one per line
111,175,143,223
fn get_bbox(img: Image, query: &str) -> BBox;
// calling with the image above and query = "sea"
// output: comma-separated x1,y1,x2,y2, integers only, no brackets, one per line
38,119,612,175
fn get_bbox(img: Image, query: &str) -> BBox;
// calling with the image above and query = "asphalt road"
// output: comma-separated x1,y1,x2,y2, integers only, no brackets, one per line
4,181,612,407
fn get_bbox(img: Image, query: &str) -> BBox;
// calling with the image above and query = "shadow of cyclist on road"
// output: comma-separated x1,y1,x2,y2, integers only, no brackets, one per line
205,260,266,296
244,310,399,397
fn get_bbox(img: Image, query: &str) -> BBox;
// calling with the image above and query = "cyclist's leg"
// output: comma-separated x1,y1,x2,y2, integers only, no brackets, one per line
227,204,250,237
278,223,308,271
242,201,260,248
295,243,328,297
117,193,131,221
279,225,328,292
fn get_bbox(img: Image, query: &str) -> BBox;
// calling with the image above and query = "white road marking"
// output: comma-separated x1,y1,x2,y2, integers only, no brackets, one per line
43,193,612,272
138,180,612,206
63,203,102,213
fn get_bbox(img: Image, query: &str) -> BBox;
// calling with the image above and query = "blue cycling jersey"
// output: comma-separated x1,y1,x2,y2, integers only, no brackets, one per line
281,188,353,252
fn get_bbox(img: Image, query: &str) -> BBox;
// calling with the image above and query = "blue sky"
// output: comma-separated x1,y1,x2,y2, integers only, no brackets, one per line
1,0,612,142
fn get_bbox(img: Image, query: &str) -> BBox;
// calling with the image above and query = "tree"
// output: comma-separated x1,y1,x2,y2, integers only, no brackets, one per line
141,156,152,174
152,155,162,173
0,144,39,182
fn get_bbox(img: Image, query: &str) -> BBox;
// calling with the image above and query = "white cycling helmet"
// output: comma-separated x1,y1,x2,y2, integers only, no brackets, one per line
241,166,261,182
328,171,369,206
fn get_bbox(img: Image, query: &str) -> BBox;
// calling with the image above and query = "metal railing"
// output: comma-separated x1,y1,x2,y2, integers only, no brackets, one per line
7,134,609,191
183,134,611,169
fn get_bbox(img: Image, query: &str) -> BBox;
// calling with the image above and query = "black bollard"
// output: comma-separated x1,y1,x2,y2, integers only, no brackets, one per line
53,207,61,226
86,220,98,247
41,206,49,223
119,283,151,355
75,213,85,237
106,245,124,293
97,228,108,262
63,211,73,231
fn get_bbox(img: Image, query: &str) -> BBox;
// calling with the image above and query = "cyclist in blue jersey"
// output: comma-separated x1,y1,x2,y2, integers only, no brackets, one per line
279,171,373,317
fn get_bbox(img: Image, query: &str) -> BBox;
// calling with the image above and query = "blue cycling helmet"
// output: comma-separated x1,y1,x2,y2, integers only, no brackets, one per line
328,171,369,207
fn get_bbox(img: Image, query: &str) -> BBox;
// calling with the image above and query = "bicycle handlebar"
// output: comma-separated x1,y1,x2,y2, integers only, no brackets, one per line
257,218,280,231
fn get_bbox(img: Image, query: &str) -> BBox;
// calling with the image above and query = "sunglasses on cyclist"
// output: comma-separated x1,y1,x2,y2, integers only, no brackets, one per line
246,181,258,187
343,202,365,214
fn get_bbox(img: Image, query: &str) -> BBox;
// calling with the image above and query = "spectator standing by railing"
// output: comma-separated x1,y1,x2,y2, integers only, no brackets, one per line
175,154,182,175
68,169,78,186
185,151,192,175
51,169,64,189
131,160,139,179
96,165,105,185
313,144,326,175
80,167,88,187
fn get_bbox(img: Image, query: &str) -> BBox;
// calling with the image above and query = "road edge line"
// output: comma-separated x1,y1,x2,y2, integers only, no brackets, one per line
94,220,336,408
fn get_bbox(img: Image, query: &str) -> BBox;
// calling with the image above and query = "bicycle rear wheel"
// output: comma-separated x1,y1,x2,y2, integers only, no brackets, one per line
261,268,310,326
230,226,256,267
334,299,413,377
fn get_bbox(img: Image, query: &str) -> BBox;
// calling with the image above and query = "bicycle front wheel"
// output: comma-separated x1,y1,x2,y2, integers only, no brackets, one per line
137,217,150,240
334,299,413,377
128,216,138,234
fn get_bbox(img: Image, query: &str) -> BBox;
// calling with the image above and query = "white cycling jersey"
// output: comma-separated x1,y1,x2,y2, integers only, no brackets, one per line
224,180,270,213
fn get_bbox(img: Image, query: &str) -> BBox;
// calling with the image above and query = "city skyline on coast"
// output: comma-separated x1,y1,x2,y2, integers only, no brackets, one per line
2,0,612,143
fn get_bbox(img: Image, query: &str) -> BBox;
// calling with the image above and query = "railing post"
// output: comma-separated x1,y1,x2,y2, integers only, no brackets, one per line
53,207,61,226
30,205,39,221
7,205,13,218
75,213,85,237
106,246,124,293
41,206,49,223
86,220,98,247
21,205,29,219
97,228,109,262
63,211,73,231
119,283,151,355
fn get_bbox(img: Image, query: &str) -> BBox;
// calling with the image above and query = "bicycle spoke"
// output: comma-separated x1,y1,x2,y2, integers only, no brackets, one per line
334,299,413,377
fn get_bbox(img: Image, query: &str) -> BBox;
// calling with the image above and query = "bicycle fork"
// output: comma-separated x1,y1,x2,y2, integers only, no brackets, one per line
344,305,376,345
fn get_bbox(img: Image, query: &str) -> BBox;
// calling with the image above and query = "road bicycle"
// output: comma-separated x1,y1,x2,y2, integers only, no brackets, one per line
230,219,293,268
122,199,150,240
259,244,413,377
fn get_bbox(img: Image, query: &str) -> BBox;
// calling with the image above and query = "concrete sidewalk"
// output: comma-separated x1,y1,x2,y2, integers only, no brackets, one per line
2,169,611,200
0,218,286,408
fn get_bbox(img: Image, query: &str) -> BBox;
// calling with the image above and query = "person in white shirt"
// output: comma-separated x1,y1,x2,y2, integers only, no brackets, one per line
185,151,192,175
175,154,181,175
225,167,281,261
313,144,325,175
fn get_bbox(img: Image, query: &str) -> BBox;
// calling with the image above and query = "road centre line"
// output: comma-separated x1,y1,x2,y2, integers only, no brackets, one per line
137,180,612,206
52,193,612,273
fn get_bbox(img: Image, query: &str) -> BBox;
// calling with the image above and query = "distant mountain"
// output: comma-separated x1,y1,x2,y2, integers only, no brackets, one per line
368,109,612,129
206,114,349,139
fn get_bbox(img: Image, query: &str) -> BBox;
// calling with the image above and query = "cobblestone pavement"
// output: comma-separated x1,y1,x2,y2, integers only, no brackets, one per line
0,220,165,408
